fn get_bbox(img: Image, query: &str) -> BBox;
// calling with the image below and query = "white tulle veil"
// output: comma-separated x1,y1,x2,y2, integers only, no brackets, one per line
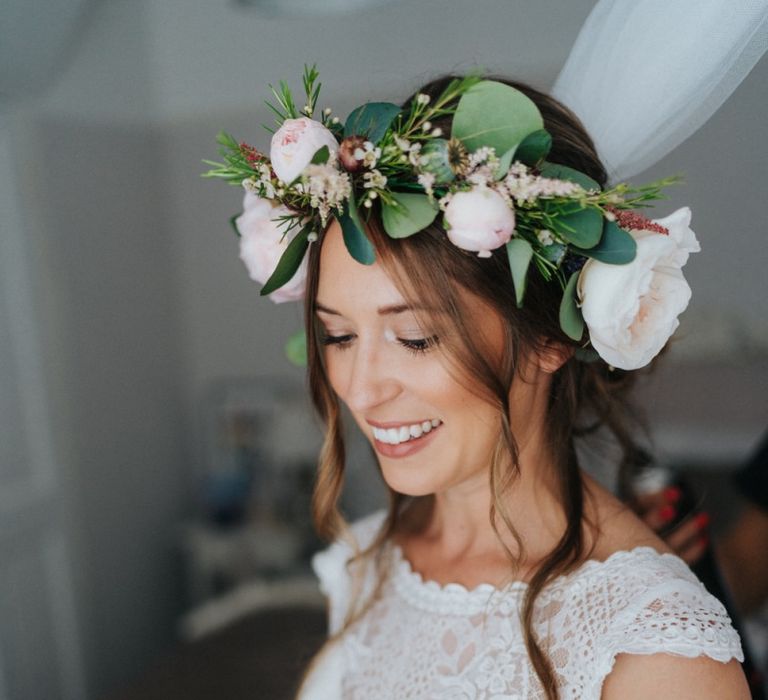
552,0,768,183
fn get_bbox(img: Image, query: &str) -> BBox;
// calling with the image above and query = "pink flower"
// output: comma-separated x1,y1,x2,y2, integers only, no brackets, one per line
443,188,515,257
578,207,700,370
236,192,307,303
270,117,338,185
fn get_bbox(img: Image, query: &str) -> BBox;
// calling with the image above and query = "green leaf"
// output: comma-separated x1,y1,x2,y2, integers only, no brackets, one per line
559,271,584,341
506,238,534,307
229,214,241,238
381,192,439,239
285,329,307,367
574,346,600,363
344,102,401,144
515,129,552,166
339,197,376,265
494,147,516,181
310,145,330,165
260,227,310,296
541,242,567,265
216,131,239,150
572,220,637,264
452,80,543,155
539,162,600,191
550,205,603,249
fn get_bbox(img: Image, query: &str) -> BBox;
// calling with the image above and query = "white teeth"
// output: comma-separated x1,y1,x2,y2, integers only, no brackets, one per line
372,420,442,446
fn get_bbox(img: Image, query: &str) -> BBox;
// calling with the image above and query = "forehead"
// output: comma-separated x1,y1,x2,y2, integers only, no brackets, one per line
317,220,408,312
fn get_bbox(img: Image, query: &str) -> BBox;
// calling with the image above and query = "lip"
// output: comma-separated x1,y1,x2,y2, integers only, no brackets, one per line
370,422,442,459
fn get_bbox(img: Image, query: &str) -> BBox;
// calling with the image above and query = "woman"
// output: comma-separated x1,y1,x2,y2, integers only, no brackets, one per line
205,71,748,698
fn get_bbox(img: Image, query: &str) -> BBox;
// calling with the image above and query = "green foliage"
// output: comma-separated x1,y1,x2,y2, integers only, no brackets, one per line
260,225,311,296
494,147,516,181
515,129,552,166
339,196,376,264
452,81,543,156
381,192,439,238
285,329,307,367
344,102,401,144
420,140,456,184
559,271,584,341
229,214,240,238
572,220,637,264
506,238,534,307
310,145,330,165
549,205,603,249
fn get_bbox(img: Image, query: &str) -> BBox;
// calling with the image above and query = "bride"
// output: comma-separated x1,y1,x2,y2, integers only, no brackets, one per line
203,3,767,692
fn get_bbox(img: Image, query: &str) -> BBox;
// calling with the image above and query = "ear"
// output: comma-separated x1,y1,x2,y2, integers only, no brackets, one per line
534,340,573,374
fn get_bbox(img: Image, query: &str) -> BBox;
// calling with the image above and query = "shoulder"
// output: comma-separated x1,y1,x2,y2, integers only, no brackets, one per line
310,509,388,634
572,546,746,697
601,653,749,699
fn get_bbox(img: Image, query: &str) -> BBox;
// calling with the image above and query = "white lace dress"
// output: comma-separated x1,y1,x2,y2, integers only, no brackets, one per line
300,510,744,699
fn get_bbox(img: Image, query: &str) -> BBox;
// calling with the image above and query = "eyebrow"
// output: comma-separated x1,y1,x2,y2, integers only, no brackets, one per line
316,302,432,317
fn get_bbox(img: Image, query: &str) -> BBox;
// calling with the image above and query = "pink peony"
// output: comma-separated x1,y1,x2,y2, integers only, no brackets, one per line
270,117,338,185
236,191,307,303
578,207,700,370
443,187,516,257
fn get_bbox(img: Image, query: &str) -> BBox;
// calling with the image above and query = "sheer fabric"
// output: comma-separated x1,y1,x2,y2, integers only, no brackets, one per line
300,510,743,699
552,0,768,182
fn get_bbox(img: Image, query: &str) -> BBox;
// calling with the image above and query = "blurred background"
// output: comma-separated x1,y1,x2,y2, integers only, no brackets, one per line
1,1,767,698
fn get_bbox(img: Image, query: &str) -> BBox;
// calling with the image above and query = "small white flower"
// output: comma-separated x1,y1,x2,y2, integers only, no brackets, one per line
422,121,432,132
417,172,436,198
331,116,340,124
537,229,555,246
323,107,332,116
431,127,443,137
416,93,430,105
394,135,411,152
363,169,387,189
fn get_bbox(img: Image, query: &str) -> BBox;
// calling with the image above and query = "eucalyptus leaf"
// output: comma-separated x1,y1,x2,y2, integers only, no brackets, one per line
344,102,401,144
229,214,241,238
260,227,310,296
285,329,307,367
506,238,533,307
381,192,439,239
453,81,543,156
572,220,637,264
310,145,330,165
515,129,552,166
559,271,584,341
550,206,603,249
494,147,516,181
339,197,376,264
540,162,600,191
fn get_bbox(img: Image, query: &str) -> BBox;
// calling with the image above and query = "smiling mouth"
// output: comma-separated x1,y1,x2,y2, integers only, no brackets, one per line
371,419,442,445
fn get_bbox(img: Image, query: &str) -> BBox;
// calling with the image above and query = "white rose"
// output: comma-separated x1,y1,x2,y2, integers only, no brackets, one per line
270,117,338,185
236,191,307,303
443,187,515,257
578,206,700,370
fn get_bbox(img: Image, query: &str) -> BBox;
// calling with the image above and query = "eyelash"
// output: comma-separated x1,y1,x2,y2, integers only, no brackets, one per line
321,334,439,356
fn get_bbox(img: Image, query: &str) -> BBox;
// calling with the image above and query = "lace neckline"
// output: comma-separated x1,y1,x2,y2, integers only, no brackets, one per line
389,541,684,614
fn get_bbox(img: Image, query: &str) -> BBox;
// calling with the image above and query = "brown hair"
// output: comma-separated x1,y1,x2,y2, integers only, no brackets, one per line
298,75,647,699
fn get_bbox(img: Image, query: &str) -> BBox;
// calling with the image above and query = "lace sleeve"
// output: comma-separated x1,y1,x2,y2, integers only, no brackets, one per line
310,509,387,635
593,576,744,693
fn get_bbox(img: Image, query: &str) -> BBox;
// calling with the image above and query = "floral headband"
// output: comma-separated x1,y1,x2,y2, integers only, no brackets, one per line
203,65,699,371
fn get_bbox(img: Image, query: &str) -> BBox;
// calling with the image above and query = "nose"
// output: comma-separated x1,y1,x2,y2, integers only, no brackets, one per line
340,337,402,414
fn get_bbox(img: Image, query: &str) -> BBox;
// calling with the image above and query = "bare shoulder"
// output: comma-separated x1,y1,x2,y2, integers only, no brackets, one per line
601,653,749,699
581,471,674,560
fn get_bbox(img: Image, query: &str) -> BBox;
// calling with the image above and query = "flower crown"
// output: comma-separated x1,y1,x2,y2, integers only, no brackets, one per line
203,65,699,371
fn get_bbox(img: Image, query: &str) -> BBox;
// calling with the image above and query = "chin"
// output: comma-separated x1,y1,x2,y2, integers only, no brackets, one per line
378,461,439,498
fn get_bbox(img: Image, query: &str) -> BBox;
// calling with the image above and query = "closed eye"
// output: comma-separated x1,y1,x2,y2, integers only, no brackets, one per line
400,336,439,355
